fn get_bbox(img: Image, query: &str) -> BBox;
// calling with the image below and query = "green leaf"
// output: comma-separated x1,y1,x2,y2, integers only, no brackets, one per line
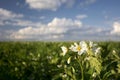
102,71,112,80
71,67,75,74
89,57,102,74
87,68,94,75
117,63,120,73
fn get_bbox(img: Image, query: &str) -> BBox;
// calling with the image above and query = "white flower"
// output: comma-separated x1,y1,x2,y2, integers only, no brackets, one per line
95,47,101,55
80,41,88,49
112,50,116,54
22,62,26,66
47,56,52,60
61,46,68,56
92,72,97,77
89,41,97,50
89,41,97,48
69,41,88,55
69,42,79,52
85,56,90,61
57,64,62,68
37,54,40,57
67,57,71,64
62,74,67,78
88,41,101,55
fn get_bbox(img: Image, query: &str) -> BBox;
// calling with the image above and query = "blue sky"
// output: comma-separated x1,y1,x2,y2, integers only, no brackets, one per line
0,0,120,41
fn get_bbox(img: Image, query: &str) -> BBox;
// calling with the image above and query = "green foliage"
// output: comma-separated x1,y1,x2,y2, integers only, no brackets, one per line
0,41,120,80
88,56,102,74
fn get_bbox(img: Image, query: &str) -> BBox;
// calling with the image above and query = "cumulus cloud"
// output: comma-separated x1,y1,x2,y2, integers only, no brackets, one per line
25,0,74,11
0,8,43,27
10,26,64,40
10,17,115,41
9,17,115,41
111,22,120,35
76,14,88,19
10,19,43,27
10,17,82,40
0,20,4,26
1,8,119,41
0,8,23,20
0,8,25,26
48,17,82,27
0,29,14,40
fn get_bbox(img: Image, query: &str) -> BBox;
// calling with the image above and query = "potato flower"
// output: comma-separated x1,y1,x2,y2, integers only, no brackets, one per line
89,41,97,49
61,46,68,56
69,41,88,55
88,41,101,55
94,47,101,55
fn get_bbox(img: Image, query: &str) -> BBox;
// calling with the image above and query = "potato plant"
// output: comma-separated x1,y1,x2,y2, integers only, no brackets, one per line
0,41,120,80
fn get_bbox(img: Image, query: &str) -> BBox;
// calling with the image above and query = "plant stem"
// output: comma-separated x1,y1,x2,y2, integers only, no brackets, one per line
77,56,84,80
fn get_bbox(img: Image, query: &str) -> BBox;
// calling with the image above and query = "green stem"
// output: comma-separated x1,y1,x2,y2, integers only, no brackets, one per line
98,75,102,80
72,74,76,80
77,56,84,80
104,60,117,71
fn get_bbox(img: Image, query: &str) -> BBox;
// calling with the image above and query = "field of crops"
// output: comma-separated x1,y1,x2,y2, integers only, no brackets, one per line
0,41,120,80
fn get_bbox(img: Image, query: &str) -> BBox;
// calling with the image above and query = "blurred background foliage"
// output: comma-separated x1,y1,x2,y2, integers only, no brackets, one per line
0,41,120,80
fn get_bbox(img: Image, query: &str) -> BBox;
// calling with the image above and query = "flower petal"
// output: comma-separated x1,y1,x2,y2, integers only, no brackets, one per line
61,46,67,56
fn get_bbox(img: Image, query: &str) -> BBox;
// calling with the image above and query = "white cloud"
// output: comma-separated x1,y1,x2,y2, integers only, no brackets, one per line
1,8,119,41
10,26,65,40
25,0,74,11
0,29,14,40
111,22,120,35
0,8,43,27
0,20,4,25
10,19,43,27
80,0,97,7
48,17,82,27
10,17,82,40
10,17,116,41
0,8,23,20
76,14,88,19
0,8,26,26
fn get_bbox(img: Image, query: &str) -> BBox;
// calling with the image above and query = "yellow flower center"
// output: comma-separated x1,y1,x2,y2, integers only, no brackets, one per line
77,46,81,51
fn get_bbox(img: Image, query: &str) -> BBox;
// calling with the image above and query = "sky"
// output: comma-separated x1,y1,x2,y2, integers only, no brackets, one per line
0,0,120,41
